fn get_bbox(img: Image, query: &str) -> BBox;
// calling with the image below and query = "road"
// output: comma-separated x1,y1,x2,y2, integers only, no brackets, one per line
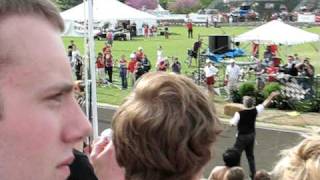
97,105,303,179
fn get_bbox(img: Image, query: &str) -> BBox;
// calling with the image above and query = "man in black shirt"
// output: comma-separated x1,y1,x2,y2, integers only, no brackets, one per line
68,40,75,61
190,39,202,67
68,149,98,180
230,92,279,179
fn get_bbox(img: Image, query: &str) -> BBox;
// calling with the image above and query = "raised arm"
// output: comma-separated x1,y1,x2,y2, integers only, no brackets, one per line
262,91,280,108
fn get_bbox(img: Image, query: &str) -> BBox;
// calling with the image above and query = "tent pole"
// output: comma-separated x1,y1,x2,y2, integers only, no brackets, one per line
83,0,89,119
87,0,99,140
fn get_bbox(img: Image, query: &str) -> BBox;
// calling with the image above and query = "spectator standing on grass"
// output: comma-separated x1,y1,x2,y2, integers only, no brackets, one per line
230,92,280,179
225,59,241,101
136,47,144,62
68,40,75,61
171,57,181,74
204,59,219,95
144,24,149,38
104,52,113,83
71,45,80,70
135,61,145,80
141,55,151,73
96,52,105,85
106,30,113,46
119,55,128,89
186,20,193,39
75,54,83,80
103,43,112,55
128,53,137,86
164,25,169,39
253,60,266,91
156,45,163,66
190,39,202,67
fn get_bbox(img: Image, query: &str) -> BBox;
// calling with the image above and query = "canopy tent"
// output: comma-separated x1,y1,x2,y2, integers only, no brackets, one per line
154,4,168,12
234,20,320,45
61,0,157,36
147,4,170,16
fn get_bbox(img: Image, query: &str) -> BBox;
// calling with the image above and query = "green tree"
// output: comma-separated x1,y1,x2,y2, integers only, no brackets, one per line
55,0,83,11
200,0,213,8
159,0,168,9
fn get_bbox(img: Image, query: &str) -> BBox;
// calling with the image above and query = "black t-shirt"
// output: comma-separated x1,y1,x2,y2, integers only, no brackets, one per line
68,45,73,57
68,149,98,180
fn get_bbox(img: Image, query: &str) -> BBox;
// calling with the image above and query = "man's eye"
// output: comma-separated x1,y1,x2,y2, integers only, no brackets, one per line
48,93,64,102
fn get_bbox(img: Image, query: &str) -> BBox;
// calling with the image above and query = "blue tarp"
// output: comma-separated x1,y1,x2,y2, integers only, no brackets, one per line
205,48,245,62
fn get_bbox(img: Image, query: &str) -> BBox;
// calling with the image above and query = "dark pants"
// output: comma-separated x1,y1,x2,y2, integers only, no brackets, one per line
75,73,82,80
234,133,256,179
188,29,193,38
105,67,113,83
120,68,127,89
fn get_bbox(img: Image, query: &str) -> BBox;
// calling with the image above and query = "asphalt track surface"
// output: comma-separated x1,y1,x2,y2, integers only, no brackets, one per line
97,105,303,179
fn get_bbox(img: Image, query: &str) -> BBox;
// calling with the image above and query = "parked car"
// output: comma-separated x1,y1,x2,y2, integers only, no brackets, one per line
94,28,130,41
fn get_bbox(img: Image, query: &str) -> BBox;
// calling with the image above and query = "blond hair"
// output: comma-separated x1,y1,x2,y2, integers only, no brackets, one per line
112,72,221,180
271,135,320,180
0,0,64,31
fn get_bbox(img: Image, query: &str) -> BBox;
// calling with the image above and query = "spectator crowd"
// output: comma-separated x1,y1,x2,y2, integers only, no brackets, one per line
1,1,319,180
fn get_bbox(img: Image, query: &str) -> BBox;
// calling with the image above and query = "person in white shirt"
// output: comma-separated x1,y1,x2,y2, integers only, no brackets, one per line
156,45,163,67
204,59,219,95
225,59,241,100
230,92,280,179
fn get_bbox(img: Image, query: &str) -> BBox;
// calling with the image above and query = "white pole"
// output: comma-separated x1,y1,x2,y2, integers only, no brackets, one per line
83,0,90,119
87,0,99,139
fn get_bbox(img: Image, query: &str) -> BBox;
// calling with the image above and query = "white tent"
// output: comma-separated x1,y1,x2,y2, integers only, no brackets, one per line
61,0,157,36
234,20,320,45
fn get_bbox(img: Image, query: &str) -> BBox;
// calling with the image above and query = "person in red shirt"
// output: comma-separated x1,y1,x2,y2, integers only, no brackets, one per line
128,53,137,86
266,61,279,82
136,47,144,62
144,24,149,38
102,43,111,55
96,52,105,85
104,52,113,83
186,21,193,39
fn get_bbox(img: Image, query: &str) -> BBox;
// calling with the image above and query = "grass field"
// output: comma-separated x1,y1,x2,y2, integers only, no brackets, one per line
63,26,320,105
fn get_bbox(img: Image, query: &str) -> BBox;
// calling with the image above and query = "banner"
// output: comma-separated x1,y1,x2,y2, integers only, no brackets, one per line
297,14,315,23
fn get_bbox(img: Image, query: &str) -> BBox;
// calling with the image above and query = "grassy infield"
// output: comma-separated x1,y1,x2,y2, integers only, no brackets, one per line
63,26,320,105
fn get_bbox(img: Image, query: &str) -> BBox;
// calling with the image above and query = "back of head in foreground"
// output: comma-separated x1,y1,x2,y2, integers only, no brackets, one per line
224,167,245,180
112,72,221,180
271,134,320,180
0,0,91,179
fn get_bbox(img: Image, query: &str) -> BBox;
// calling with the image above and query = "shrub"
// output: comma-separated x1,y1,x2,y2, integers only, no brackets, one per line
289,99,320,112
263,82,281,98
231,89,241,103
238,82,256,98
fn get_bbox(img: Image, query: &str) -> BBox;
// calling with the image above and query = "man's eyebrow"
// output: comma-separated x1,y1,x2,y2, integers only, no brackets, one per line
44,82,75,94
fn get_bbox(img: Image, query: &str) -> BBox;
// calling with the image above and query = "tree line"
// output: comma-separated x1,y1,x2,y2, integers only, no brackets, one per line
54,0,214,13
